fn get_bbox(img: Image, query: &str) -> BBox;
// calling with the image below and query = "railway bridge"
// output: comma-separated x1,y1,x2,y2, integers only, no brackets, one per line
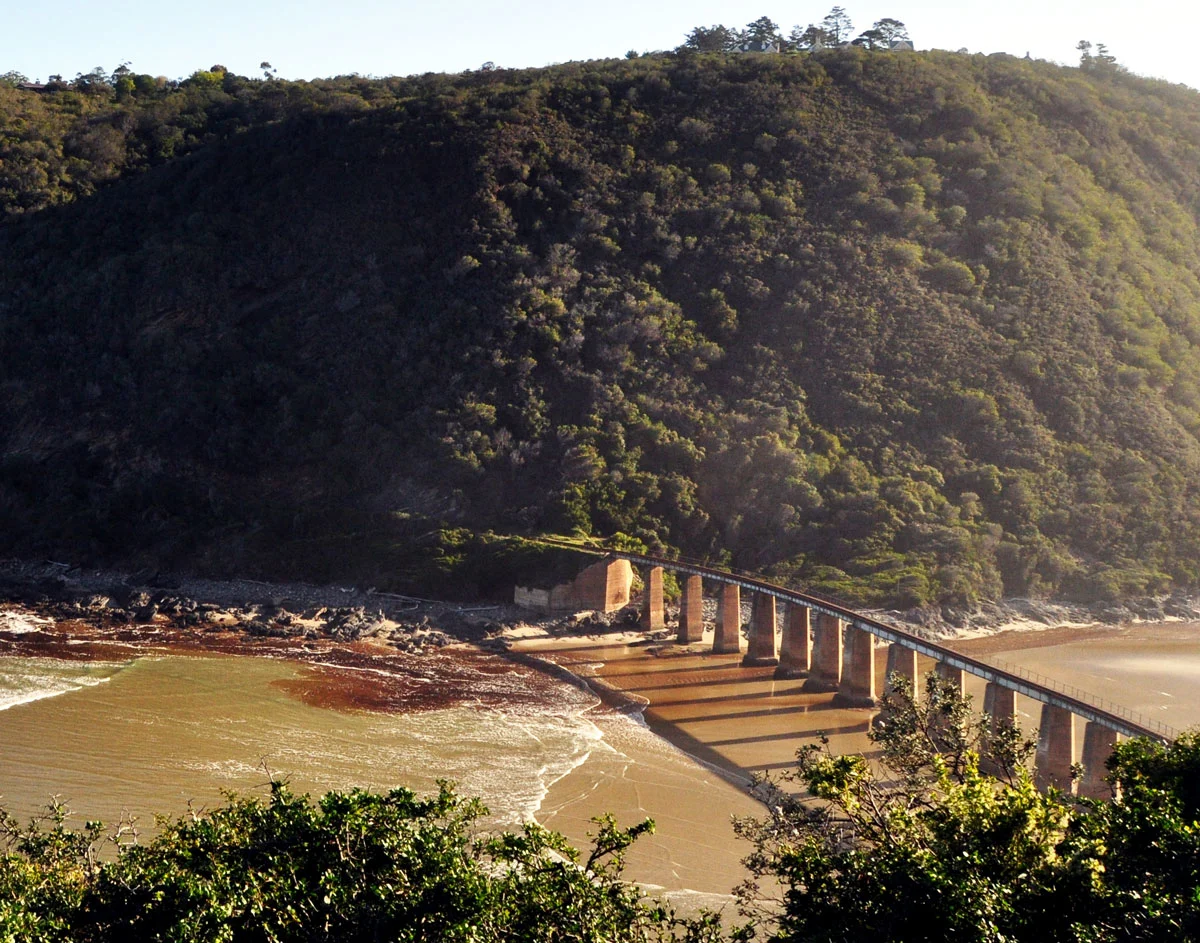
543,543,1176,797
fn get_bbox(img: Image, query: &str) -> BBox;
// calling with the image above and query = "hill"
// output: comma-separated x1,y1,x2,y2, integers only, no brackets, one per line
3,50,1200,606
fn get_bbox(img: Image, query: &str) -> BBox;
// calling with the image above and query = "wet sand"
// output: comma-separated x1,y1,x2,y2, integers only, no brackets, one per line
519,638,884,786
952,621,1200,735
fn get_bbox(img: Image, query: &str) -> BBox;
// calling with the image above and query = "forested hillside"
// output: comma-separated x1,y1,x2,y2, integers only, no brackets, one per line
4,48,1200,606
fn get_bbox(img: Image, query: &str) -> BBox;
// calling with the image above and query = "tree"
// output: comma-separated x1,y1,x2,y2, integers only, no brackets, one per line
788,24,829,50
682,25,739,53
872,18,910,45
111,62,134,100
1094,43,1118,69
821,6,854,44
744,16,782,51
853,28,886,50
1,781,731,941
73,67,111,94
1078,41,1119,71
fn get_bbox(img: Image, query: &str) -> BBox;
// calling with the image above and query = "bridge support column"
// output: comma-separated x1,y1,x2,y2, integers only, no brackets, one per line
983,683,1016,734
1079,723,1118,799
1035,704,1076,792
936,662,967,695
804,613,843,692
776,604,811,679
677,575,704,644
713,583,742,654
743,593,779,667
980,683,1018,774
639,566,664,632
884,643,919,699
834,625,877,707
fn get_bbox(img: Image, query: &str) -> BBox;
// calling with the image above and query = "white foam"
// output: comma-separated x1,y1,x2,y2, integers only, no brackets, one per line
0,658,126,712
0,610,53,635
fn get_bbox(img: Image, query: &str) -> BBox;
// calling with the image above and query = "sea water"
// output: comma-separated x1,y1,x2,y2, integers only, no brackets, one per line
0,652,605,828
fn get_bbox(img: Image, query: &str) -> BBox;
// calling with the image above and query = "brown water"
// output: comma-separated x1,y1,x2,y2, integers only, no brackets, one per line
0,628,760,902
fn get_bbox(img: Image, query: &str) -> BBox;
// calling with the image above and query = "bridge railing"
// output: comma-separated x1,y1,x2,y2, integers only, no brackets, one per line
986,657,1179,740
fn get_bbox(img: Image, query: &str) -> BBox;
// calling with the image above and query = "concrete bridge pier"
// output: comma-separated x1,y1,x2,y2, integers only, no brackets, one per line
981,683,1018,774
1078,722,1119,799
713,583,742,654
804,613,843,692
1035,704,1077,792
677,574,704,644
775,604,811,679
884,643,919,699
834,625,877,707
983,683,1017,733
639,566,665,632
743,593,779,667
935,662,967,695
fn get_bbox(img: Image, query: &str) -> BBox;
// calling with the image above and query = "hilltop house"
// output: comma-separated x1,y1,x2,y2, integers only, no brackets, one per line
740,37,782,54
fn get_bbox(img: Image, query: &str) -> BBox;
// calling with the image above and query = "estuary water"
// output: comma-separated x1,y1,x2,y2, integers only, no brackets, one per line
0,621,761,901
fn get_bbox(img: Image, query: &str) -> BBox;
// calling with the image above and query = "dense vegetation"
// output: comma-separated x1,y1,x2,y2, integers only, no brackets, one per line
5,45,1200,605
4,683,1198,941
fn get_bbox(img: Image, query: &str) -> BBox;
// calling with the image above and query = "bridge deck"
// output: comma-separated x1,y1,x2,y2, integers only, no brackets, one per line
539,541,1175,742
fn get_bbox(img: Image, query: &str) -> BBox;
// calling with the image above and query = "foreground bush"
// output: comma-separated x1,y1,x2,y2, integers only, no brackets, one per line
736,675,1200,942
0,782,724,943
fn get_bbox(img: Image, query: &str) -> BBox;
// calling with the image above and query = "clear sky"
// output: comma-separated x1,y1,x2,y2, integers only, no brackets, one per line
3,1,1199,91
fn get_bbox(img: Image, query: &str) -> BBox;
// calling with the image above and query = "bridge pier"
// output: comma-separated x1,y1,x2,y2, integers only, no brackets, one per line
1035,704,1076,792
834,625,877,707
884,643,919,699
980,683,1018,774
713,583,742,654
639,566,665,632
804,613,843,692
743,593,779,667
677,574,704,644
936,662,967,695
775,604,811,679
983,683,1016,733
1079,722,1119,798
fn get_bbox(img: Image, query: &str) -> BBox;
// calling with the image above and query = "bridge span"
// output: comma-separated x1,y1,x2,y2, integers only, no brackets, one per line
540,542,1176,796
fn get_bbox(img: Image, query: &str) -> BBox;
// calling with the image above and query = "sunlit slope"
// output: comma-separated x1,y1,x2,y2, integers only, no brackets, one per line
3,49,1200,605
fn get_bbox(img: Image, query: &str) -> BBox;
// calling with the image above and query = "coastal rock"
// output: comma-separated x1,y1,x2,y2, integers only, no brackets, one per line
245,619,291,638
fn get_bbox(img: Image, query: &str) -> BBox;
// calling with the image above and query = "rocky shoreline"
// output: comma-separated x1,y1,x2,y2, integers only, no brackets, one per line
3,557,1200,655
0,558,649,654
